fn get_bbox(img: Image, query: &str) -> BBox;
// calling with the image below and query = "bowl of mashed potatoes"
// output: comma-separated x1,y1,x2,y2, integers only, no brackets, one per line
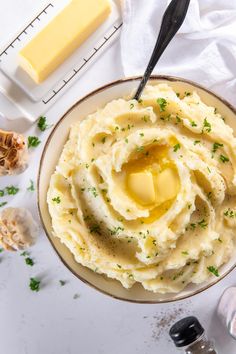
38,76,236,303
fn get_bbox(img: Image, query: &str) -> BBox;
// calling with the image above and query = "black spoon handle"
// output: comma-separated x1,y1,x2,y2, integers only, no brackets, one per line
133,0,190,100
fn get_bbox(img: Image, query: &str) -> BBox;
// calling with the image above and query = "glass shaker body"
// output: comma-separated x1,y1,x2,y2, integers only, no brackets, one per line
217,287,236,340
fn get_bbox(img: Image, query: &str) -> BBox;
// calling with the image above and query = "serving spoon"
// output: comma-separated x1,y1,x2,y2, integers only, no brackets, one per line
133,0,191,101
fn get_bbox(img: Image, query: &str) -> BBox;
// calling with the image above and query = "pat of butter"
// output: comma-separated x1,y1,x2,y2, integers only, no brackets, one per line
127,171,156,205
19,0,111,83
156,167,179,203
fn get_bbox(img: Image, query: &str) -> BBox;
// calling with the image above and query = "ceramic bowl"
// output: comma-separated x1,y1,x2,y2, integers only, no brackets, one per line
38,75,236,303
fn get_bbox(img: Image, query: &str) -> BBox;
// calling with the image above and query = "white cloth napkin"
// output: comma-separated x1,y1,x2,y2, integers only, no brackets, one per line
120,0,236,104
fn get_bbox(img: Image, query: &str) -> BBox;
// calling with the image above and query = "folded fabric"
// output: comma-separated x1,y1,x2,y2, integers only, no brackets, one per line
120,0,236,104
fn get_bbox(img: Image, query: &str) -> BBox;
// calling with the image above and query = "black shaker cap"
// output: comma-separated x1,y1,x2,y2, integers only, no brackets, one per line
169,316,204,347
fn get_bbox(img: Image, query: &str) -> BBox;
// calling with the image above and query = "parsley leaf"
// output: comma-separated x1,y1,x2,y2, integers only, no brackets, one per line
194,140,200,145
0,248,3,253
88,187,98,198
190,121,197,127
6,185,19,195
173,143,181,152
207,266,219,277
130,103,134,109
28,136,41,148
0,190,4,197
59,280,66,286
37,116,51,132
182,251,189,256
198,219,208,229
108,226,124,236
89,224,101,234
27,180,35,191
157,98,167,112
212,142,223,153
224,208,236,218
29,277,40,292
136,146,144,152
185,91,191,96
25,257,34,266
21,251,30,257
52,196,61,204
0,202,7,208
219,155,229,163
202,118,211,133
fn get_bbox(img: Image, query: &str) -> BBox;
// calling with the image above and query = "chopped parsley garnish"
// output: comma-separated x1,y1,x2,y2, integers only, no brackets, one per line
202,118,211,133
219,154,229,163
207,266,219,277
176,92,180,97
198,219,208,229
218,238,223,243
0,190,4,197
212,142,223,153
88,187,98,197
25,257,34,266
207,167,211,173
52,196,61,204
0,202,7,208
130,103,134,109
29,277,40,292
190,223,196,230
101,137,106,144
89,224,101,234
190,121,197,127
37,116,51,131
176,115,181,123
59,280,66,286
139,133,144,137
27,180,35,192
0,248,3,253
157,98,167,112
172,271,184,281
136,145,144,152
214,108,217,114
194,140,200,145
117,264,122,269
6,185,19,195
182,251,189,256
185,91,191,96
138,99,143,104
28,136,41,148
125,138,129,143
224,208,236,218
109,226,124,236
21,251,30,257
173,143,181,152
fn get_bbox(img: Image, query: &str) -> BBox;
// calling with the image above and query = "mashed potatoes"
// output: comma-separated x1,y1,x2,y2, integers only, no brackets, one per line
48,84,236,293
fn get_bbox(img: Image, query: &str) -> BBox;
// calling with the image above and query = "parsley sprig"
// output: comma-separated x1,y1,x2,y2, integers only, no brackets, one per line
202,118,211,133
28,136,41,148
37,116,52,131
29,277,41,292
157,98,167,112
207,266,219,277
27,180,35,192
173,143,181,152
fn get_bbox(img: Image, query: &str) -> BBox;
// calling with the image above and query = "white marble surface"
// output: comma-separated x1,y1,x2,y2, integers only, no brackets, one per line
0,1,236,353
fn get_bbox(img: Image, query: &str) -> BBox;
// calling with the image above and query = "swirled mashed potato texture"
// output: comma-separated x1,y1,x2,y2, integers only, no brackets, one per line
48,84,236,293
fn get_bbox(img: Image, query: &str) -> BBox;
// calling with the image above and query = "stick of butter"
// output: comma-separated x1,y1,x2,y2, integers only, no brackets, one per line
19,0,111,83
